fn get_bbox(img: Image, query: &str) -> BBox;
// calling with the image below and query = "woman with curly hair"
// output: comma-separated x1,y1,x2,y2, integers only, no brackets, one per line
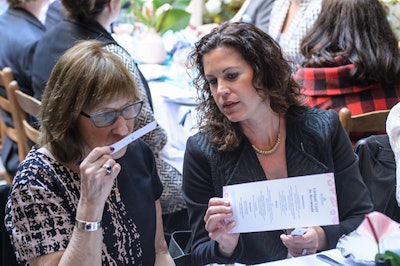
182,21,373,265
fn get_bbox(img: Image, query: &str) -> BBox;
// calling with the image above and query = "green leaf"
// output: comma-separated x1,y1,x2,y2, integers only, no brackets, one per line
121,0,191,34
385,250,400,266
171,0,191,10
157,9,191,34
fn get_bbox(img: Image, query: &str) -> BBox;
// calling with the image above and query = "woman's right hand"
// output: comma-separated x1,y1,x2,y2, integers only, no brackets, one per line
204,197,239,257
77,146,121,221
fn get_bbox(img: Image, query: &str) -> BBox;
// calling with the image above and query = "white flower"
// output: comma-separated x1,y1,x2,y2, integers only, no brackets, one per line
155,3,172,17
205,0,222,15
223,0,232,4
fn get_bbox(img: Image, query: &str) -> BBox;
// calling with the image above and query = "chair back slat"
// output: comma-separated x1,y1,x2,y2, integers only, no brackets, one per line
7,81,41,154
14,89,41,117
339,107,390,135
0,68,18,183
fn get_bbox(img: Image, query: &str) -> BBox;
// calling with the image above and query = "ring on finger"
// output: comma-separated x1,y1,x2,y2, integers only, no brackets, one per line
102,164,112,175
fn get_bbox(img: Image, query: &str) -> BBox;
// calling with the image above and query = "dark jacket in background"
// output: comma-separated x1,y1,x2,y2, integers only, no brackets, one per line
0,7,46,177
354,134,400,222
44,0,67,30
31,19,153,106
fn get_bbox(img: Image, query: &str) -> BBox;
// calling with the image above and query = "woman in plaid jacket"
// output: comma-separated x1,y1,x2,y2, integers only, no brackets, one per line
294,0,400,143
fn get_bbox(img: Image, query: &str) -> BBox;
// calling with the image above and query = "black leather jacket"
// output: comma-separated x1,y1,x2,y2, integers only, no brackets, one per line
183,106,374,265
355,134,400,222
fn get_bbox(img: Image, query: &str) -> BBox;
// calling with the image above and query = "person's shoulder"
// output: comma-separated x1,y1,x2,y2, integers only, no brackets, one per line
34,19,65,48
290,105,337,117
288,106,340,130
14,147,53,183
103,42,129,57
187,132,209,147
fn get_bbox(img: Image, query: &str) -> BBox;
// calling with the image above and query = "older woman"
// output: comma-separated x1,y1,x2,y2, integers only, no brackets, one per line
31,0,188,234
5,40,174,265
183,21,373,265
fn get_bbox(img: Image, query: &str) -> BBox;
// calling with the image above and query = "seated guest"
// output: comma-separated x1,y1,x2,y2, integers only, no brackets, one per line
0,0,47,178
268,0,322,72
354,134,400,222
294,0,400,144
387,102,400,208
44,0,67,29
183,21,373,265
31,0,188,234
5,40,174,265
230,0,275,32
197,0,275,37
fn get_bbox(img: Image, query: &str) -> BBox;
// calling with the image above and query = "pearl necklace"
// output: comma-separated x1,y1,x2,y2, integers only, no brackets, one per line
252,117,281,155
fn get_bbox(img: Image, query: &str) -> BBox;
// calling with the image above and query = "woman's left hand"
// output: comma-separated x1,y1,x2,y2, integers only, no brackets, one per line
77,146,121,221
280,227,320,257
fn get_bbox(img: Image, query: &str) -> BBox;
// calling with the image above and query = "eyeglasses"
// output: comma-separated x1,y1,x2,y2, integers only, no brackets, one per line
80,100,143,128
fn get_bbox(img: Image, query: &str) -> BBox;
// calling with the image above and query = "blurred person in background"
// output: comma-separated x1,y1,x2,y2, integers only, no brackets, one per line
0,0,47,178
268,0,322,72
294,0,400,144
44,0,67,29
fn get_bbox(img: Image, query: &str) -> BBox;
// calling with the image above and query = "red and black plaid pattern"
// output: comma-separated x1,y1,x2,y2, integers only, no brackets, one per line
294,64,400,116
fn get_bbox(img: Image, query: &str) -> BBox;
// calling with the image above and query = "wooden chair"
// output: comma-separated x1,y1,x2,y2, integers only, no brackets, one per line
338,107,390,136
6,80,41,158
0,68,19,183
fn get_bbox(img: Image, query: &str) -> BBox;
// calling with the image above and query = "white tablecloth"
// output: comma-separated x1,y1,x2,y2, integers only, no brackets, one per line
148,80,198,174
206,249,366,266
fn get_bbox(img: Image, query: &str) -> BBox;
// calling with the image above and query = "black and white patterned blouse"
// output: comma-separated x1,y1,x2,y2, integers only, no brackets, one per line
5,140,163,265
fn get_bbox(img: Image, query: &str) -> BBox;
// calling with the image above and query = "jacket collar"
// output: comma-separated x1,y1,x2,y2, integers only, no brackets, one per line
6,7,46,31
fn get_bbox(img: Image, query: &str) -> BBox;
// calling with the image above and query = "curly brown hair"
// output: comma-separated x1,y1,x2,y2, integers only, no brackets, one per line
188,21,304,151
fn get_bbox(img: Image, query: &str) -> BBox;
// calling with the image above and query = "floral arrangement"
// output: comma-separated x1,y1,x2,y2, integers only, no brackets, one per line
203,0,244,24
121,0,192,35
357,212,400,266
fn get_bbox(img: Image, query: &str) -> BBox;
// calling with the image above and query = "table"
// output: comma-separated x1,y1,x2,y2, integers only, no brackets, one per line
207,249,366,266
147,79,198,174
254,249,366,266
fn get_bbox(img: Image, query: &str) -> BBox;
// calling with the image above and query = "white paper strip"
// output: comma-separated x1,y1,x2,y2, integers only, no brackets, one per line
110,121,157,154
